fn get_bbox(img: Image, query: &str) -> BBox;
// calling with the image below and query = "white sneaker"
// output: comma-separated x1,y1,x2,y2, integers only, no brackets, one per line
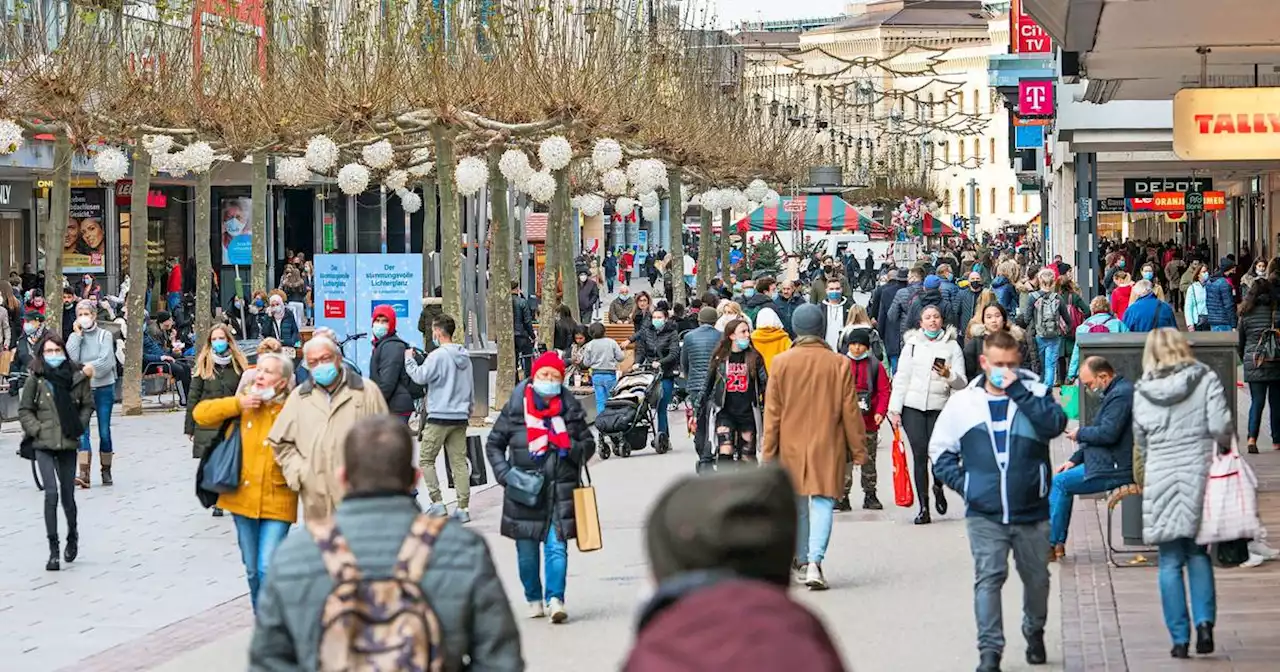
1248,540,1280,559
527,601,545,618
804,563,828,591
1241,552,1266,568
547,597,568,623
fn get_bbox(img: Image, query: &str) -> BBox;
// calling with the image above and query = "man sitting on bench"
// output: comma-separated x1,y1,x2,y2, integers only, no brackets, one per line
1049,356,1135,561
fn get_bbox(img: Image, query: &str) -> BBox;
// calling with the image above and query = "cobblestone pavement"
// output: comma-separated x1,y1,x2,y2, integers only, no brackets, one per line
2,402,1064,672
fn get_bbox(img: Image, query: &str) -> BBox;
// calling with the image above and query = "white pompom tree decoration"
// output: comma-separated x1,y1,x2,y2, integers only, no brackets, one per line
142,134,173,158
337,163,371,195
601,168,627,196
591,138,622,172
538,136,572,171
397,189,422,214
578,193,605,217
615,196,637,217
499,149,533,183
179,141,216,174
305,135,340,172
763,190,782,207
0,120,24,154
384,169,409,192
361,140,395,170
92,146,129,183
525,171,556,204
745,179,769,202
455,156,488,196
277,157,312,186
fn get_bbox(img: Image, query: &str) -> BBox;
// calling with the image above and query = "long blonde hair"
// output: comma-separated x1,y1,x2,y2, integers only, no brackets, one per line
195,323,249,379
845,304,872,327
1141,327,1196,374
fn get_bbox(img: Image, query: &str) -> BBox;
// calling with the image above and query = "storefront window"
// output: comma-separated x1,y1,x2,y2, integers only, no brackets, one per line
356,190,382,253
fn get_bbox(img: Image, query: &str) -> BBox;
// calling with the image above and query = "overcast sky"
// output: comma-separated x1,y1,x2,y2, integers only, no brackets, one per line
712,0,848,27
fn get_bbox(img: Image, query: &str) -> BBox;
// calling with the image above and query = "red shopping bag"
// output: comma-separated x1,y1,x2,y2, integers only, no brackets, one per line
892,427,915,508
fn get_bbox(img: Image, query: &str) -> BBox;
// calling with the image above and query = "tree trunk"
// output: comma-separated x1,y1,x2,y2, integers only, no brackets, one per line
194,168,213,342
421,177,437,295
487,148,516,404
719,208,732,285
123,147,152,416
538,169,567,348
432,128,463,329
251,154,269,295
557,172,578,323
43,131,72,335
667,169,686,306
697,206,714,294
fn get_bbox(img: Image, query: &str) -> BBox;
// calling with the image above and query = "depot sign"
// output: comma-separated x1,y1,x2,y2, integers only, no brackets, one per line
1174,87,1280,160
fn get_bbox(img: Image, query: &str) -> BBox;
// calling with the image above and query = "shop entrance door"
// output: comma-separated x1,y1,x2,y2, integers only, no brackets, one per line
281,189,316,262
0,210,26,276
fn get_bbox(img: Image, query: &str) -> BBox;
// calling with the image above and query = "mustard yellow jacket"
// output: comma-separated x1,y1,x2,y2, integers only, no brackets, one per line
751,326,793,374
193,395,298,524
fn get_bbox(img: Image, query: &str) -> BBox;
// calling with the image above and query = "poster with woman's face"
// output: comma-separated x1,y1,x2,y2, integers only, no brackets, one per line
221,197,252,266
64,189,106,273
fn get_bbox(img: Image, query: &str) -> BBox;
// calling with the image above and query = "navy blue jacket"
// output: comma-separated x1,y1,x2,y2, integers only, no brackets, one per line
929,372,1067,525
1067,376,1135,482
992,276,1019,318
1205,276,1236,328
772,295,806,338
1120,294,1178,333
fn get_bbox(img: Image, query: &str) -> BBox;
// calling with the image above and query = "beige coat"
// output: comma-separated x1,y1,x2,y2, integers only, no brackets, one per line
762,339,866,499
266,366,389,522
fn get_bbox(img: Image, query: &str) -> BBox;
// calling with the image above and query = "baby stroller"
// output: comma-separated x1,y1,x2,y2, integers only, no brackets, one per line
593,369,671,459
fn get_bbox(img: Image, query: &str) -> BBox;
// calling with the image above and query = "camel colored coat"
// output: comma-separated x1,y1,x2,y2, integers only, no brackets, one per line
762,339,867,499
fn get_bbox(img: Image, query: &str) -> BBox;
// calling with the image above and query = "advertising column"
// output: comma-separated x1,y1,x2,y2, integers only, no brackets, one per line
64,189,107,274
313,253,357,358
354,254,423,368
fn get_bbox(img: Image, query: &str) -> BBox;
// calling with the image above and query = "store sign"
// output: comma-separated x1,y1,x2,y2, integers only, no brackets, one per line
0,182,32,210
1014,124,1045,149
1010,0,1053,54
1122,177,1212,199
114,181,168,207
1017,80,1054,117
1127,197,1155,212
1097,197,1126,213
1203,190,1226,211
1152,192,1186,212
1173,87,1280,160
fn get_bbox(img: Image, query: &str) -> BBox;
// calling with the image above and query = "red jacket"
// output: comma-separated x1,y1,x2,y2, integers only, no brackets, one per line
850,356,891,431
1110,285,1133,320
167,262,183,293
625,580,846,672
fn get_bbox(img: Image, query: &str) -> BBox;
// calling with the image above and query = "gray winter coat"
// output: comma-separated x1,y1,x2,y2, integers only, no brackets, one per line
1133,361,1233,545
680,324,720,407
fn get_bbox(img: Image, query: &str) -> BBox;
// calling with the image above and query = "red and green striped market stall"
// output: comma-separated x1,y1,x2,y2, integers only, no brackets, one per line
919,212,961,237
734,195,880,234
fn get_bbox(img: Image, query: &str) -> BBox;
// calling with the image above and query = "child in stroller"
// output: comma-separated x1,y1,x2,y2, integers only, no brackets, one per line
592,368,671,459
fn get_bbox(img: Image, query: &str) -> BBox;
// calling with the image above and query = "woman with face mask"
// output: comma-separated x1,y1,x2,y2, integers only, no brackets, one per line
1140,263,1167,302
485,352,595,624
256,292,300,348
887,305,968,525
1182,262,1210,332
193,353,297,612
185,325,250,516
18,333,94,571
698,319,768,467
67,300,118,488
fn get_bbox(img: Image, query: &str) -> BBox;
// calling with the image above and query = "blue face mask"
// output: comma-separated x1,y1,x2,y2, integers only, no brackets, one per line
1118,259,1126,268
743,288,756,298
211,339,229,354
44,353,66,368
532,380,562,397
988,367,1006,388
311,362,339,386
851,351,870,360
431,337,440,347
734,338,751,350
651,318,666,330
1142,271,1153,281
826,291,842,301
924,329,942,339
372,324,389,339
23,322,39,336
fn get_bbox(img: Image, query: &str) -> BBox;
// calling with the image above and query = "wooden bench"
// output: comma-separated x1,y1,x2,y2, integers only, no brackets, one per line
603,323,633,345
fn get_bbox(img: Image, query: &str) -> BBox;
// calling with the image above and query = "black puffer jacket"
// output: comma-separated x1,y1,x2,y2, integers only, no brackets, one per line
1240,296,1280,383
185,362,242,458
636,321,681,379
368,332,415,414
680,325,720,407
485,382,596,542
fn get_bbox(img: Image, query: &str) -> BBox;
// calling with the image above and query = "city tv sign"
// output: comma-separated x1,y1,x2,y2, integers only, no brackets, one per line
1018,80,1054,117
1174,87,1280,160
1010,0,1053,54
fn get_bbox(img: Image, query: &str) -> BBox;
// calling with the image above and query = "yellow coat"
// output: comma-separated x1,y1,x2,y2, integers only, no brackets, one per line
751,326,793,374
193,395,298,524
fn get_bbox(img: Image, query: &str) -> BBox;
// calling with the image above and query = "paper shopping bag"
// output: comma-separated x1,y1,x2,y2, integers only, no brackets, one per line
573,464,603,552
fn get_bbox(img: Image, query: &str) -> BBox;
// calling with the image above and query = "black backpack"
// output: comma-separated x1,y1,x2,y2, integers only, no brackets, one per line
405,348,427,400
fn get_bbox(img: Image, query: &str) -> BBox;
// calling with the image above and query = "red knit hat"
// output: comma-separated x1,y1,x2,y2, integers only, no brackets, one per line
530,351,565,378
372,304,398,333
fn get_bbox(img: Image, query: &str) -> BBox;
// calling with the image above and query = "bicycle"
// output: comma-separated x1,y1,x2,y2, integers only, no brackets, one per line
335,331,368,376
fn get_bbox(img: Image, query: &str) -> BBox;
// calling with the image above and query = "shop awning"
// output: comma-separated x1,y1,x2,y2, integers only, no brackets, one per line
685,220,723,234
734,195,879,233
920,212,960,237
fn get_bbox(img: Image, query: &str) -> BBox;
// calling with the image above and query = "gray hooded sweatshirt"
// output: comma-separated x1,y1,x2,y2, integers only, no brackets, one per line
405,342,474,422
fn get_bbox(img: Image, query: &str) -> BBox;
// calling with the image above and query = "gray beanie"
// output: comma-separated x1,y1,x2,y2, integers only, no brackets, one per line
791,304,826,338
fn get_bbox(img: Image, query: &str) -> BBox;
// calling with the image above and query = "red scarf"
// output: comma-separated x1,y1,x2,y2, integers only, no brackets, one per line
524,386,570,461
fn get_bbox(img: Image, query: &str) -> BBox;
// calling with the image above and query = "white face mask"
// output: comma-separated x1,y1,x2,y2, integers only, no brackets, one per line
77,315,95,329
255,385,280,401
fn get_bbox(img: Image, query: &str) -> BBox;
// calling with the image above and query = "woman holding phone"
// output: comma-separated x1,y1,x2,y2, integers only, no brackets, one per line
888,304,967,525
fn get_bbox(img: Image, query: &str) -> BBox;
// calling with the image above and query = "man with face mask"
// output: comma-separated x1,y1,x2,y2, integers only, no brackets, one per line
13,311,45,373
608,285,636,324
578,270,599,321
772,280,805,339
929,330,1066,672
67,300,118,487
957,271,985,332
1049,356,1134,561
367,305,415,421
405,314,475,522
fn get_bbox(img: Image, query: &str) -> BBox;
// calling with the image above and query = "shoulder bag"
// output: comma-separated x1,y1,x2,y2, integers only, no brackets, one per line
573,462,602,552
199,418,243,494
505,465,545,508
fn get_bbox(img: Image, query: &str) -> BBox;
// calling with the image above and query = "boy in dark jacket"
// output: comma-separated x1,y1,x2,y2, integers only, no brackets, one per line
367,304,415,420
838,329,890,511
929,330,1066,672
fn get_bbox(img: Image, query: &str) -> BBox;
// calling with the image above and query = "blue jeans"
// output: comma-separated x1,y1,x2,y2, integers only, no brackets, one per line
79,386,115,453
1035,336,1061,387
1211,325,1232,332
888,355,899,375
657,378,674,435
232,515,291,612
515,525,568,603
794,496,836,564
1247,381,1280,440
591,371,617,416
167,291,181,313
1048,465,1132,545
1157,537,1216,645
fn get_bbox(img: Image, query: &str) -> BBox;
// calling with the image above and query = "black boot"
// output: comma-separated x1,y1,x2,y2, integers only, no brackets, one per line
863,492,884,510
1195,622,1214,655
933,482,949,516
1170,644,1189,659
46,536,60,571
835,497,853,512
1024,628,1046,664
976,650,1001,672
65,530,78,564
914,500,932,525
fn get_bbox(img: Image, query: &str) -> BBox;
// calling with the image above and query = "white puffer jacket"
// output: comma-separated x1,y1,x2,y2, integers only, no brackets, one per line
889,326,967,413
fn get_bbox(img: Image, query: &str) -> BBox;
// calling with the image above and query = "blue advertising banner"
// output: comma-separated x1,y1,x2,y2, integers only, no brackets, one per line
313,254,357,358
1014,124,1045,150
354,255,424,368
220,197,253,266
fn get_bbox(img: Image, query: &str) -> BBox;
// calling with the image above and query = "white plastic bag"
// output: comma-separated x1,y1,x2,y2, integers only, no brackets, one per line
1196,441,1261,546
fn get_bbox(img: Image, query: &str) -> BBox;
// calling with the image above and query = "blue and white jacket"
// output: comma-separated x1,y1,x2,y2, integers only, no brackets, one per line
928,371,1068,525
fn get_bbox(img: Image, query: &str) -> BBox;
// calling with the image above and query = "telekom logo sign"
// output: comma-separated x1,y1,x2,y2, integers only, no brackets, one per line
1018,80,1054,116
